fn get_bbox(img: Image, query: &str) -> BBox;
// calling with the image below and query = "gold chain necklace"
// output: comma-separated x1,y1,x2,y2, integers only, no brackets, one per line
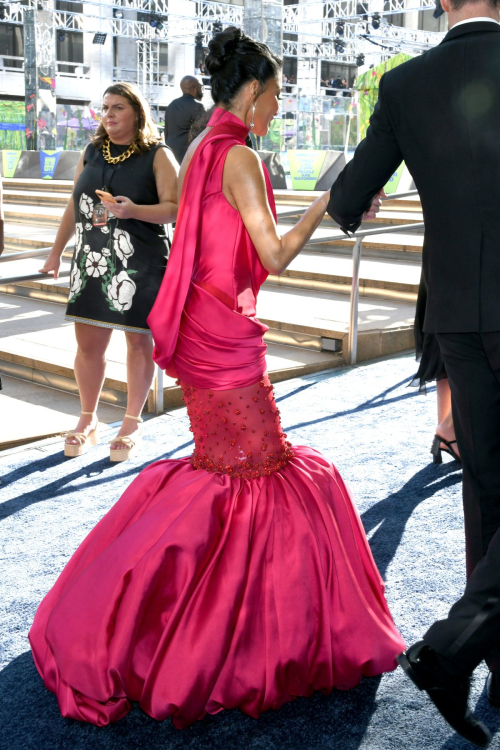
102,138,135,164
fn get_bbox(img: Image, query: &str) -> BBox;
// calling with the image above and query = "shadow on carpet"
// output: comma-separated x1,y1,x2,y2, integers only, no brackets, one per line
1,651,381,750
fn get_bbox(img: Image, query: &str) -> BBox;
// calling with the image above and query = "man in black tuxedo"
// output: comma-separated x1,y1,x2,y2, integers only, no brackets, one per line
164,76,205,165
328,0,500,745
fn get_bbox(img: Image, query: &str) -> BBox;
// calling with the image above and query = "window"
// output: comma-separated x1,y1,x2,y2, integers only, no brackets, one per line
159,42,168,73
55,1,83,12
57,30,83,74
0,24,24,68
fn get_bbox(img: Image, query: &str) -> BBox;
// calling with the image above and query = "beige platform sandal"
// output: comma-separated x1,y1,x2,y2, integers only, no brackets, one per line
63,411,99,458
109,414,143,462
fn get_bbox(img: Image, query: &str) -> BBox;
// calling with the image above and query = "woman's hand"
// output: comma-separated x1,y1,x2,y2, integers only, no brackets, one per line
39,250,62,280
103,196,137,220
363,189,386,220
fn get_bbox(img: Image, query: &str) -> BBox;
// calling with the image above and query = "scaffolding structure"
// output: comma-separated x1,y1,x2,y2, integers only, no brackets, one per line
0,0,446,107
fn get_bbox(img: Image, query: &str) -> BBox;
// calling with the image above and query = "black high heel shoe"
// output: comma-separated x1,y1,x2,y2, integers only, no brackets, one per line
431,434,461,464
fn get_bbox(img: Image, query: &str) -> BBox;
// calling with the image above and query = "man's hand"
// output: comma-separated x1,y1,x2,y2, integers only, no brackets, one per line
363,189,386,220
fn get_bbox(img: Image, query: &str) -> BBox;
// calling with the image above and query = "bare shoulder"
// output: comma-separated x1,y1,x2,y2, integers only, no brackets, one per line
225,145,262,171
153,145,178,172
225,145,264,184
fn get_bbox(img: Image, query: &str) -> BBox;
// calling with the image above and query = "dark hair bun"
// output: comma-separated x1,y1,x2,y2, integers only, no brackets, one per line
204,26,282,107
205,27,243,77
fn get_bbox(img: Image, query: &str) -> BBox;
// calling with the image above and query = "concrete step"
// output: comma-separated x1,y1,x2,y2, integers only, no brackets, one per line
274,189,422,212
267,251,420,301
300,225,425,255
258,284,415,361
3,224,58,254
0,294,344,414
277,206,423,226
3,189,70,208
0,374,124,451
1,242,422,311
5,203,65,227
3,177,73,193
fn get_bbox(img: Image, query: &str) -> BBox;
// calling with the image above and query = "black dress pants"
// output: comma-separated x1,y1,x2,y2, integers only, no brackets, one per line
423,332,500,674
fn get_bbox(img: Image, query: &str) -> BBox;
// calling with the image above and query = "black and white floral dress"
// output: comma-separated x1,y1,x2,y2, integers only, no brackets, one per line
65,142,171,334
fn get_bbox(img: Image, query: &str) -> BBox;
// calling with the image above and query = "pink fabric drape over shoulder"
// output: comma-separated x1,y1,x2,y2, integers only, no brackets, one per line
148,108,274,389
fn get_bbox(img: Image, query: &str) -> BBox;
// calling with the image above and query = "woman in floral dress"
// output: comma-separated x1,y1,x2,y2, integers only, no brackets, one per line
40,83,178,459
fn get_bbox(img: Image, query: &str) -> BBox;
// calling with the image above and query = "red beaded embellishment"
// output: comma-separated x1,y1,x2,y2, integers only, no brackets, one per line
180,375,293,479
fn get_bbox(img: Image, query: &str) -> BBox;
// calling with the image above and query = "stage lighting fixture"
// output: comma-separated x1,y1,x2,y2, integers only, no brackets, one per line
356,53,365,66
57,31,66,42
335,21,344,36
334,39,345,54
113,9,124,19
149,17,158,28
93,32,107,45
0,7,7,21
156,21,163,31
212,20,223,35
371,13,381,29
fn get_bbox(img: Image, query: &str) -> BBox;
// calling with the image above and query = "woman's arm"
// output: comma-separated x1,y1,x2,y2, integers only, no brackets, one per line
102,147,178,224
224,146,329,275
39,149,87,279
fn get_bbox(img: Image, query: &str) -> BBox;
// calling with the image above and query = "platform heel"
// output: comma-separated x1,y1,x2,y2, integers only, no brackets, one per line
63,411,99,457
109,414,143,462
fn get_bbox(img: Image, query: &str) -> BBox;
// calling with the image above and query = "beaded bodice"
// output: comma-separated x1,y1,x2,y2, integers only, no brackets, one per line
180,375,293,479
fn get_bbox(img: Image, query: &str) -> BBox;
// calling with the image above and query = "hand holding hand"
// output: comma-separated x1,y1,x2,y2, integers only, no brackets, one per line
39,250,61,280
103,196,137,220
363,189,386,220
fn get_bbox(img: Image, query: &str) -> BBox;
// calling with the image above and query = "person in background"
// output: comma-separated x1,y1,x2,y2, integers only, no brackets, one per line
39,82,178,462
411,271,460,463
164,76,205,165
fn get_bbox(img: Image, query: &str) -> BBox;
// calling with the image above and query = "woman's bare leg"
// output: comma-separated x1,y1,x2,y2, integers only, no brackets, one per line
111,332,155,450
436,377,460,457
66,323,112,444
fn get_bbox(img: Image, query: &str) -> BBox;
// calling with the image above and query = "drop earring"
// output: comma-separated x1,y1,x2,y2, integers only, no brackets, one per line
249,103,256,131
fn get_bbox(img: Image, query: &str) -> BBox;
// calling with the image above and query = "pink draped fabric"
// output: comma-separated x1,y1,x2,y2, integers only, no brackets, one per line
148,107,272,388
29,109,405,730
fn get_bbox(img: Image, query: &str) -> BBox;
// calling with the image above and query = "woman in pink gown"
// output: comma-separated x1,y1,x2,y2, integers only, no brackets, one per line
29,27,404,730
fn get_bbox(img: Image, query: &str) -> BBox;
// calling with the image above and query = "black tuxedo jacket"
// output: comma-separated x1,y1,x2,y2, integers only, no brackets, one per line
328,21,500,333
164,94,205,165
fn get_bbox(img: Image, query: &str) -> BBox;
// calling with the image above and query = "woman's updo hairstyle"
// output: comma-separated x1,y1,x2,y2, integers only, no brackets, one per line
205,26,282,106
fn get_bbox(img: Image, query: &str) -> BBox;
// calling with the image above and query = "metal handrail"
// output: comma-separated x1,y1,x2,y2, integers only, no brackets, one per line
345,215,424,366
0,271,71,285
1,192,423,408
0,245,75,264
385,189,419,199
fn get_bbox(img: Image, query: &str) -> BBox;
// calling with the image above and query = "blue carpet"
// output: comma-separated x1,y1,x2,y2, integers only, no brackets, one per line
1,352,499,750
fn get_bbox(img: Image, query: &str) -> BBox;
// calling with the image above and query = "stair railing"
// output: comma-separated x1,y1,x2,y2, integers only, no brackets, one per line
1,190,423,411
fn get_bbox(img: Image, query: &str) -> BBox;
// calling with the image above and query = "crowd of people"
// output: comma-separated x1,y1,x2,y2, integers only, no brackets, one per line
5,0,500,745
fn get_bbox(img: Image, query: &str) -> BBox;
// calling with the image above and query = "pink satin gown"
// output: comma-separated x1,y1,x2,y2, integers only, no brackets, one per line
29,108,405,730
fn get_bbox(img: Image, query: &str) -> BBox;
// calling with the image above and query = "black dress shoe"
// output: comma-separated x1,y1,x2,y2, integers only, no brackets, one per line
397,642,491,748
487,671,500,708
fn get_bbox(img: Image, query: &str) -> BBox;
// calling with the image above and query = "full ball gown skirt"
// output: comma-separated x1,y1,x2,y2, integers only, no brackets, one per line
29,107,405,729
29,376,405,729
